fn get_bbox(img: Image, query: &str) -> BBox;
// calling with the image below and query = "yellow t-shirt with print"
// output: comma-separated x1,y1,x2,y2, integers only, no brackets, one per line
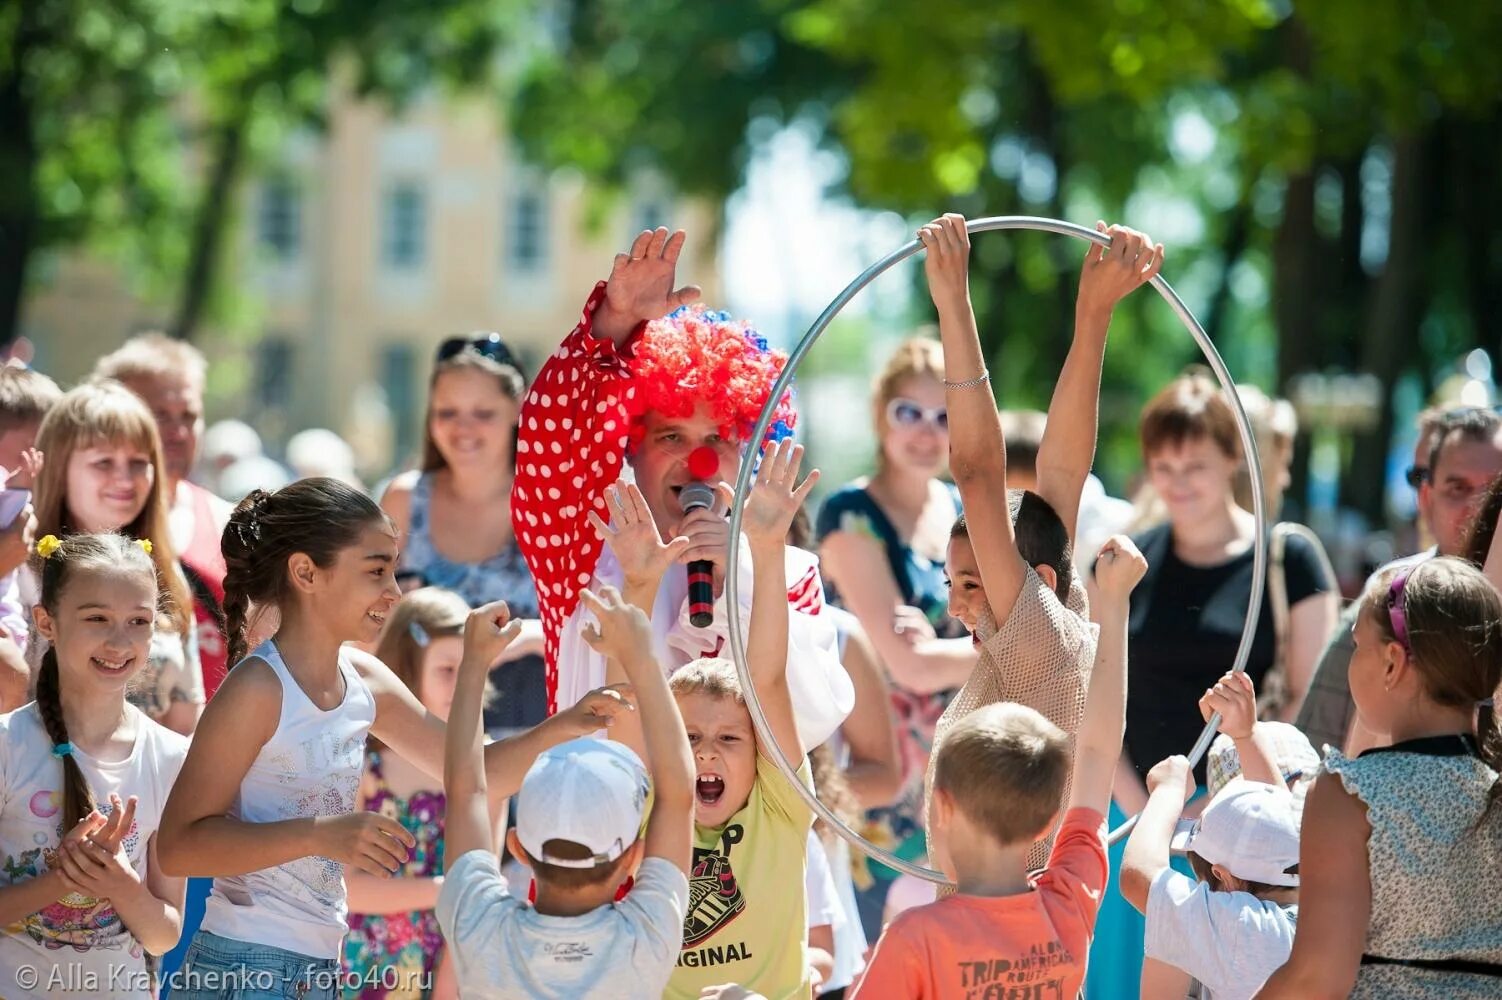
664,753,815,1000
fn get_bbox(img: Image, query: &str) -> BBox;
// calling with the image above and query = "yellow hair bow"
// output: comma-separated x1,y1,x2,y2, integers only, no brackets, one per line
34,535,61,559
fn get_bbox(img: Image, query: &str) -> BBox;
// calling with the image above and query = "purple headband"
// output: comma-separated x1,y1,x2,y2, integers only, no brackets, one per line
1386,568,1413,650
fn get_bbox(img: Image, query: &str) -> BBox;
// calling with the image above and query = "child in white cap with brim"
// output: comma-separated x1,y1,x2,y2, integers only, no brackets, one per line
437,588,696,999
1121,671,1303,1000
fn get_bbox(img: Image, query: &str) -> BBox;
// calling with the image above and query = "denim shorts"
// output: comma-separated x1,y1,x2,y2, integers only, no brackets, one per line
166,930,341,999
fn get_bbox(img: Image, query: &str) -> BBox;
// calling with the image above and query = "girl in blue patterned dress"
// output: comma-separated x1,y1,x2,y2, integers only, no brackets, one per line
380,337,545,730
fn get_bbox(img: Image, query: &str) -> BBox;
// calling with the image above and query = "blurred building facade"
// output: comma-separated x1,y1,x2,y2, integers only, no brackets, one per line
23,87,720,478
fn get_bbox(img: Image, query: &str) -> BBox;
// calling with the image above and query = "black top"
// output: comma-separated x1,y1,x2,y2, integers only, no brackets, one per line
1122,522,1330,782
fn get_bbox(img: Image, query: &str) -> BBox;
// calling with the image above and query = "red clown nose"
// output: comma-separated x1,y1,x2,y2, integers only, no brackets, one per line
687,446,720,481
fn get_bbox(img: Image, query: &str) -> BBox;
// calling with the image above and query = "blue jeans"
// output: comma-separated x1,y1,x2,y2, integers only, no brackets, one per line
167,930,340,1000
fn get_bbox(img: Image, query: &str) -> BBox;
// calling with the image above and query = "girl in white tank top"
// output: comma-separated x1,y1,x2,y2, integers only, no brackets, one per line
157,478,611,999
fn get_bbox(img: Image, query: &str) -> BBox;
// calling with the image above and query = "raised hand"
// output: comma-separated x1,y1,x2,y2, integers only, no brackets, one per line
460,600,524,671
579,586,655,669
1077,221,1164,318
1093,534,1148,601
596,228,703,344
589,482,690,588
1199,670,1259,741
742,440,820,547
918,213,972,312
1144,755,1195,803
557,682,638,736
88,794,138,854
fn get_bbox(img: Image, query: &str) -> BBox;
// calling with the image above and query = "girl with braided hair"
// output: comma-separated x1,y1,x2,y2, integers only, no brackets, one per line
158,477,633,999
0,532,190,998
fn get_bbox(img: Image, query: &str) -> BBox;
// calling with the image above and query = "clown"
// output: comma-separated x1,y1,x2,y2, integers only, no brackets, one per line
512,228,853,750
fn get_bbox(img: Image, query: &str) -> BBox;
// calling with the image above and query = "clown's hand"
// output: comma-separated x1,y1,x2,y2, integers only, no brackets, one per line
588,481,691,590
597,228,703,345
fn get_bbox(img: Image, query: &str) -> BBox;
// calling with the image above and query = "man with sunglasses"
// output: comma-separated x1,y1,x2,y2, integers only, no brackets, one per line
1298,404,1502,752
511,227,853,753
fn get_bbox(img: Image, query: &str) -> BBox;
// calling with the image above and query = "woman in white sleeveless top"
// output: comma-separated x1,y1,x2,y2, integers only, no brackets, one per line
157,478,629,999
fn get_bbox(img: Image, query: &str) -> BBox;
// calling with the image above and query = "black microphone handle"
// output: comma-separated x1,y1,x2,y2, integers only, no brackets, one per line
687,558,715,628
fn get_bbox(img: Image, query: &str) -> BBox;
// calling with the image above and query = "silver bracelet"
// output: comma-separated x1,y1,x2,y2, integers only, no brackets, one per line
943,371,991,390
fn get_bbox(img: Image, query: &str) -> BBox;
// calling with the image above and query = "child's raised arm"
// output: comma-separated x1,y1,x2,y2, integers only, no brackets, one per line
1070,535,1146,813
742,439,820,765
1037,223,1162,540
1199,671,1287,790
1120,755,1194,913
581,586,695,875
919,214,1027,622
444,600,639,861
159,662,417,879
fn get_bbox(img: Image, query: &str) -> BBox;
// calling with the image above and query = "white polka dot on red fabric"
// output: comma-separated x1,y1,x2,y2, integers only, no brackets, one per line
538,511,551,525
538,394,551,408
536,464,551,478
562,418,572,430
594,496,607,508
527,390,540,405
572,476,584,489
534,535,548,549
551,442,564,455
544,418,556,431
528,416,538,431
551,535,563,547
548,487,561,500
593,431,604,444
578,573,590,585
517,439,529,454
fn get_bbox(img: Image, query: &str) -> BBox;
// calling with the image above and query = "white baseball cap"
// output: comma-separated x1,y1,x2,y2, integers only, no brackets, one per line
515,737,650,869
1171,781,1301,887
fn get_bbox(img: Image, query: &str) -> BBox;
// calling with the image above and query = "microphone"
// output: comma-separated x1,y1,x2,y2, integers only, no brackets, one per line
678,482,718,628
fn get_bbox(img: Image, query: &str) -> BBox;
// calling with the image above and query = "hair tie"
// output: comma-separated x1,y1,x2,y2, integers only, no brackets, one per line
408,621,430,647
51,742,75,759
1386,568,1413,650
1480,698,1495,710
35,535,61,559
137,538,153,556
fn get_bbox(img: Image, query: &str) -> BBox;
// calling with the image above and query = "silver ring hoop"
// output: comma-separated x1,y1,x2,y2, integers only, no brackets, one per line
726,216,1267,883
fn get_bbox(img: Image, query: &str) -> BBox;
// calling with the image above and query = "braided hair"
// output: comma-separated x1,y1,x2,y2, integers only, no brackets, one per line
33,533,159,832
221,478,390,665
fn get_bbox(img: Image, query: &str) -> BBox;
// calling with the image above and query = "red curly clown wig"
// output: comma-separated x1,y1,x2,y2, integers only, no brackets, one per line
624,305,797,452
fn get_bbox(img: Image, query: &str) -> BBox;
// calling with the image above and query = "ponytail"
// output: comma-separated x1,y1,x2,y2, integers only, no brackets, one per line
220,479,389,667
35,648,97,832
1479,699,1502,824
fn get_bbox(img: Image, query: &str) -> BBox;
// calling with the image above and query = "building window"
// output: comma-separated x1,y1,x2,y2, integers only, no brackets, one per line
509,185,549,273
381,182,426,270
256,338,295,410
258,177,300,260
381,343,418,460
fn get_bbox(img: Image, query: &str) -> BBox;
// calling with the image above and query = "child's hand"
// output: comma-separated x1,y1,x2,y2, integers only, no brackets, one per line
588,481,690,587
918,213,971,312
1144,755,1195,803
742,439,819,547
1076,221,1163,318
315,811,418,877
698,986,766,1000
58,832,143,901
1199,671,1258,740
580,586,655,669
461,600,524,670
86,794,137,855
558,683,638,736
1093,534,1147,600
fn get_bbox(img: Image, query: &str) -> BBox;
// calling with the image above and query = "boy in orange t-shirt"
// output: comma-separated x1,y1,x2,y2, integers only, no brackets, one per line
853,529,1146,999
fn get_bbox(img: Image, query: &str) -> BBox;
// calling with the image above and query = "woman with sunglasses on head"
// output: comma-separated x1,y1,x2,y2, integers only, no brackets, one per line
814,338,977,934
380,337,544,719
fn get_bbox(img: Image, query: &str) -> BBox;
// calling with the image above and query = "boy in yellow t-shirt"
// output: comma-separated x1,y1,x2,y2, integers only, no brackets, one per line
589,440,826,999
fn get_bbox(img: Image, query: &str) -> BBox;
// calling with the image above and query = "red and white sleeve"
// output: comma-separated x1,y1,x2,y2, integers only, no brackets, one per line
511,282,640,711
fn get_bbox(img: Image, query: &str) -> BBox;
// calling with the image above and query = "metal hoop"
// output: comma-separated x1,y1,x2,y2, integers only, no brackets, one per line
726,216,1267,883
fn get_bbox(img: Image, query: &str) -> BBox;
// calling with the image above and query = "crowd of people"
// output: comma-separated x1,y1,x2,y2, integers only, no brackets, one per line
0,213,1498,1000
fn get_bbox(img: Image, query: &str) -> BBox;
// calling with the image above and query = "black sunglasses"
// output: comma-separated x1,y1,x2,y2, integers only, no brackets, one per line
436,333,521,373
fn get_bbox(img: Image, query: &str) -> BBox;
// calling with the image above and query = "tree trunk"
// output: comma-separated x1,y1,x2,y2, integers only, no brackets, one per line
170,111,249,341
0,0,42,350
1273,170,1319,392
1342,134,1431,522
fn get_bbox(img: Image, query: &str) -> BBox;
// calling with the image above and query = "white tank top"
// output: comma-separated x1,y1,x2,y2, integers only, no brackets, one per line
201,640,376,959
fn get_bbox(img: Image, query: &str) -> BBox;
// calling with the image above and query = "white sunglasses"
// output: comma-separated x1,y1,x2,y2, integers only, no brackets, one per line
886,397,949,431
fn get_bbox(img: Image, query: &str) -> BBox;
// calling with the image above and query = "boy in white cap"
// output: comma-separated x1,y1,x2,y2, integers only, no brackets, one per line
437,588,696,999
1121,671,1302,1000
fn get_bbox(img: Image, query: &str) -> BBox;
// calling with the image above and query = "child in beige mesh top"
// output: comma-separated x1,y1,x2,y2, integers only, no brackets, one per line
918,212,1164,874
